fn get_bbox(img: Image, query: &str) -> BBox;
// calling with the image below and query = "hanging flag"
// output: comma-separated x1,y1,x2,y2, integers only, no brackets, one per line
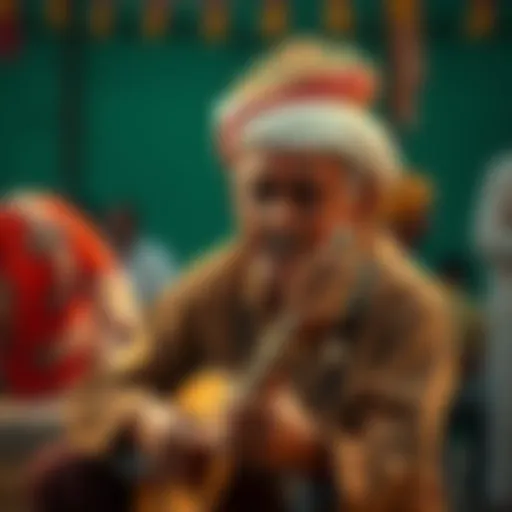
46,0,69,30
465,0,496,39
0,0,21,58
385,0,424,126
90,0,115,38
203,0,229,42
324,0,354,34
142,0,170,38
262,0,288,38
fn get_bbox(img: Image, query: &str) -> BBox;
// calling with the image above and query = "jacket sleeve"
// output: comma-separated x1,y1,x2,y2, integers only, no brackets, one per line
331,288,457,512
66,244,240,455
65,276,201,454
109,279,200,392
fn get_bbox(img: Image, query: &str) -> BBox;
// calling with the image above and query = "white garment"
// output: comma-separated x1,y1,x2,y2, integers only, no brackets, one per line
123,237,178,307
474,152,512,505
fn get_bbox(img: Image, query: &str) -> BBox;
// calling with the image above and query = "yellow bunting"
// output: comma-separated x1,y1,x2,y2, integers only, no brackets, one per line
262,0,288,38
90,0,115,38
142,0,169,38
324,0,354,34
385,0,423,126
466,0,496,39
46,0,69,30
203,0,229,42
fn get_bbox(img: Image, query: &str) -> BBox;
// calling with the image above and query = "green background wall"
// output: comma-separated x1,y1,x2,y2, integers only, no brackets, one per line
1,1,512,271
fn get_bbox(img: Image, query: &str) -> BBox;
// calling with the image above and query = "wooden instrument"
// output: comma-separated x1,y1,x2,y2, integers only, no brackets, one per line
137,231,353,512
136,315,299,512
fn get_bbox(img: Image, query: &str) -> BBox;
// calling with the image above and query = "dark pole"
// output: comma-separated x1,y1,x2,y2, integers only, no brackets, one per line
59,0,86,203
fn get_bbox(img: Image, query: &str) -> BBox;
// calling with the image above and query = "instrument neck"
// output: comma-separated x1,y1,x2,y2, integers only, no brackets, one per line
237,311,299,402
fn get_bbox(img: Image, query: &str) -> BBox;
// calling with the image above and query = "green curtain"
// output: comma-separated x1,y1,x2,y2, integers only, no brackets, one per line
1,2,512,274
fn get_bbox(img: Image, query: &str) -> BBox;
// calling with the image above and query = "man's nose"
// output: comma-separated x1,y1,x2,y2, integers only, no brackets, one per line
266,199,301,230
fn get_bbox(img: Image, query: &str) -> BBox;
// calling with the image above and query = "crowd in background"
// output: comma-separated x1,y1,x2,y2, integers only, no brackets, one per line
102,204,179,308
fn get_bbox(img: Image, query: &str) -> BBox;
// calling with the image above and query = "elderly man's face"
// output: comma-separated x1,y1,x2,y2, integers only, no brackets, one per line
232,150,365,279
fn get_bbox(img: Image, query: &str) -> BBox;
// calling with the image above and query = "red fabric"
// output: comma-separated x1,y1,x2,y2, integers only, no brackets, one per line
35,195,116,277
0,196,115,398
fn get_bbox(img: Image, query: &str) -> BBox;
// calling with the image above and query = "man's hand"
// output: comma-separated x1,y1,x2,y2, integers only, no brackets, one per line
134,398,214,479
222,393,269,462
225,385,322,471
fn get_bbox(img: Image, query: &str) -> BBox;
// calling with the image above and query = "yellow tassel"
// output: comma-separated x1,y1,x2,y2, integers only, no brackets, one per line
0,0,16,22
203,1,228,42
387,0,417,27
325,0,354,33
90,0,114,38
142,0,169,38
262,1,287,38
46,0,69,30
466,0,496,39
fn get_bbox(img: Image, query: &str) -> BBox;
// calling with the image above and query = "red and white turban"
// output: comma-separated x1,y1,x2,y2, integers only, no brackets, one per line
214,56,402,186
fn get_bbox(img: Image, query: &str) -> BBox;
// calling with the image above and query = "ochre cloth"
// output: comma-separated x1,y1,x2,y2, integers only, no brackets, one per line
387,173,433,224
0,194,116,397
67,234,457,512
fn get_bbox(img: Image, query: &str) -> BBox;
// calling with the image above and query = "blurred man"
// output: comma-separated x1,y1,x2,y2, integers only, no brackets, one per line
32,40,456,512
475,153,512,511
105,204,179,308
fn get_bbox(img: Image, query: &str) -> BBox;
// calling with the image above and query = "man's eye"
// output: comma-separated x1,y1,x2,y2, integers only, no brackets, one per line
253,180,278,203
291,181,320,209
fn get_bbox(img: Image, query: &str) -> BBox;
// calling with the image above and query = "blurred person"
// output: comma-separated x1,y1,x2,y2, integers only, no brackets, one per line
0,192,141,510
474,153,512,511
0,192,140,397
437,256,485,512
31,39,456,512
388,172,433,254
105,204,179,308
438,257,483,383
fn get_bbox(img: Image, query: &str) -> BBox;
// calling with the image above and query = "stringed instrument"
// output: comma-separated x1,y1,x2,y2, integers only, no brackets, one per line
136,231,354,512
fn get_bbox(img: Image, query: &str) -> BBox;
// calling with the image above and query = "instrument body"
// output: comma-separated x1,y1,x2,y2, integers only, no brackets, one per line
136,369,236,512
136,231,352,512
137,311,302,512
